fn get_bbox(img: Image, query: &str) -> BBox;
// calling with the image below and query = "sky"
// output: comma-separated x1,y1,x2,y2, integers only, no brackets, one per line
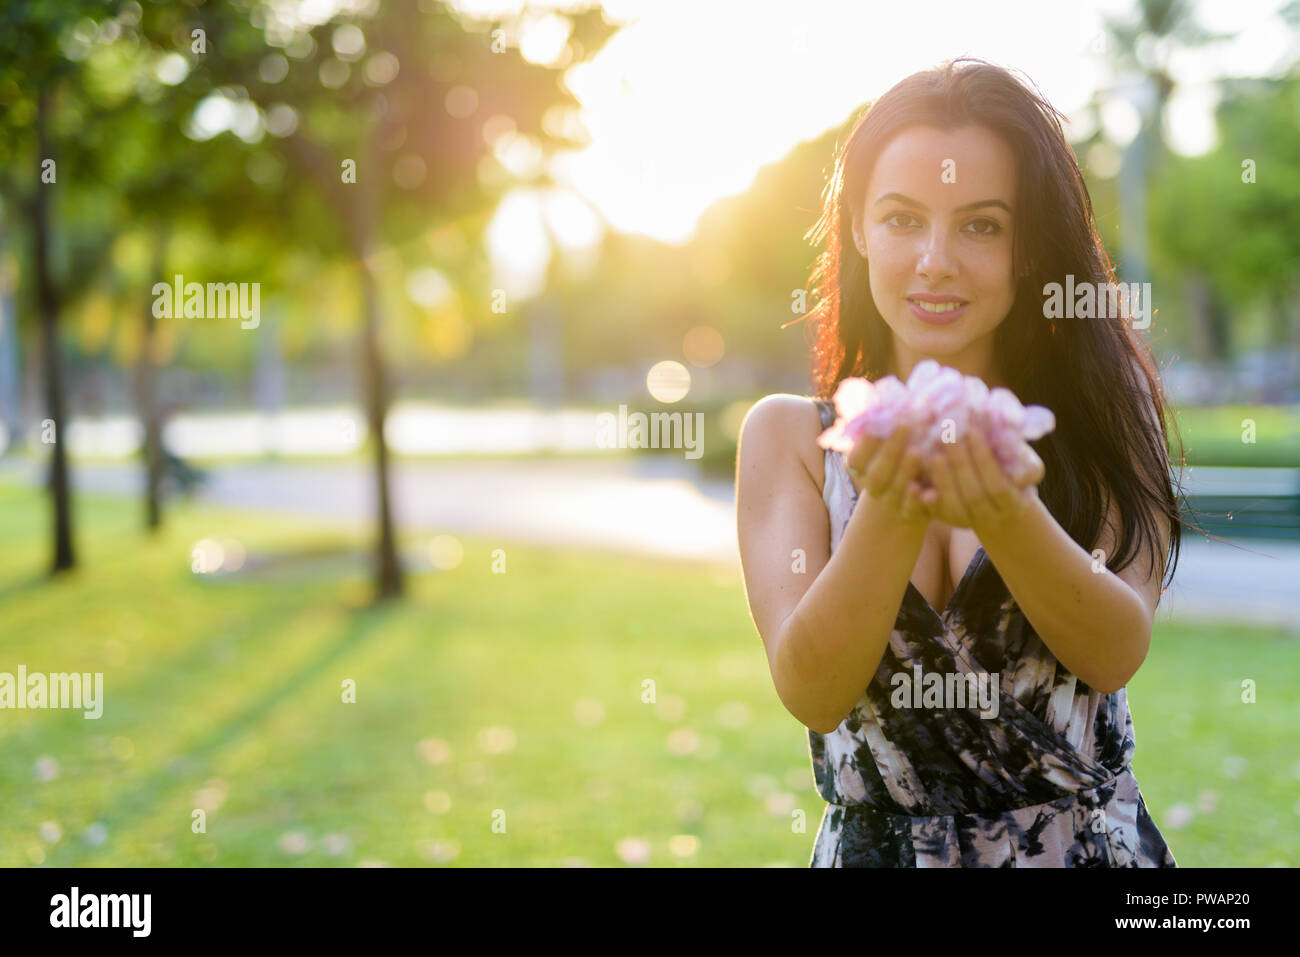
456,0,1297,230
449,0,1300,298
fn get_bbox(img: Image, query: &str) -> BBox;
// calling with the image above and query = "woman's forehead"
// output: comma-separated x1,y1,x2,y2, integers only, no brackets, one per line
867,124,1017,202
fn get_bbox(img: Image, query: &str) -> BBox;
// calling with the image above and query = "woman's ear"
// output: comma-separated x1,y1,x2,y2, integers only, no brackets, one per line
849,213,866,258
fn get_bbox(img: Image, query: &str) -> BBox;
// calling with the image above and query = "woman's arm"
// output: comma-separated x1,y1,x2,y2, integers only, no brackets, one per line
926,427,1167,694
736,395,929,734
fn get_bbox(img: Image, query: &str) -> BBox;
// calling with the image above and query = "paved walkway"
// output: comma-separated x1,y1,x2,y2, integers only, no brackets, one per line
1,456,1296,629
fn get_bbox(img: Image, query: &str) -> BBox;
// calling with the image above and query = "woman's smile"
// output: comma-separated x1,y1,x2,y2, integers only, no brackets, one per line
906,295,970,324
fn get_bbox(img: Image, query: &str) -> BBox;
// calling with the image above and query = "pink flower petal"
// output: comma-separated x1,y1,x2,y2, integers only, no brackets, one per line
832,377,875,420
963,375,989,406
1022,405,1055,440
906,359,941,391
873,376,908,407
816,420,854,453
819,365,1055,467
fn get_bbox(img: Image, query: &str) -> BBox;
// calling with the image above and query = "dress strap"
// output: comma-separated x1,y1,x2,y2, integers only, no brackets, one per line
815,397,835,430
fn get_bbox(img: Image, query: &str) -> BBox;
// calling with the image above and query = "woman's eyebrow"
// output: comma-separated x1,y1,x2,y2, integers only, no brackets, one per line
873,192,1012,215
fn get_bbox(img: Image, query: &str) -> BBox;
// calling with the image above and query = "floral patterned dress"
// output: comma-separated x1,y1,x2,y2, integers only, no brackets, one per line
808,398,1177,867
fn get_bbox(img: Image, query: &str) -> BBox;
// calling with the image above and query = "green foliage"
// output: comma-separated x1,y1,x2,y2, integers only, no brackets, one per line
1151,80,1300,301
0,1,617,374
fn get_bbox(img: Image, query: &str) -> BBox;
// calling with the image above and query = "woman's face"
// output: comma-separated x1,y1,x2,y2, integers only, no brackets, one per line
852,123,1018,384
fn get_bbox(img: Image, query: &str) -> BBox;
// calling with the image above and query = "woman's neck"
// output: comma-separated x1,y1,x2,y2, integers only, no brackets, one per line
887,344,1007,389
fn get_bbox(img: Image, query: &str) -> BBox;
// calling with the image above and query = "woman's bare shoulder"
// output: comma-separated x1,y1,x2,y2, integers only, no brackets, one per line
737,393,828,495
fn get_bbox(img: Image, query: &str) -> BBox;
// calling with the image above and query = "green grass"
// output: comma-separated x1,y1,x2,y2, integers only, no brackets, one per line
0,481,1296,867
1170,404,1300,467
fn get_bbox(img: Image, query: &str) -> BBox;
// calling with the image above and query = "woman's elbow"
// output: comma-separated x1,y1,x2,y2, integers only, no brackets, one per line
770,617,845,734
772,671,843,734
1087,625,1153,695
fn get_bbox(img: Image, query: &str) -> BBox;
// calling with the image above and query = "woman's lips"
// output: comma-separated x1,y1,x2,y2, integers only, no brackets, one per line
907,297,969,325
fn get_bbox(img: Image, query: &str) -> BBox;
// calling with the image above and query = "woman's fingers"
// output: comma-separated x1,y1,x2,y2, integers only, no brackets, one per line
864,425,911,495
846,424,933,525
1003,442,1044,487
944,437,988,509
846,421,1041,527
900,478,933,522
883,446,923,508
846,433,882,477
928,448,968,525
967,429,1012,499
1016,445,1046,487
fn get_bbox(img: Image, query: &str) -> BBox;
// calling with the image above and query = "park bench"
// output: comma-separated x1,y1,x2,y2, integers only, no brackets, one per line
1178,467,1300,541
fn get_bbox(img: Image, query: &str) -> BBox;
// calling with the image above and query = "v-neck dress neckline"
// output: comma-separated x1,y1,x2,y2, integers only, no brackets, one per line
911,544,987,626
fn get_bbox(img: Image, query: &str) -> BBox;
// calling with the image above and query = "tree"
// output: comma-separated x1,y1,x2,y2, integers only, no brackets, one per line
0,0,137,573
142,0,616,601
1095,0,1232,354
1149,70,1300,369
105,10,302,532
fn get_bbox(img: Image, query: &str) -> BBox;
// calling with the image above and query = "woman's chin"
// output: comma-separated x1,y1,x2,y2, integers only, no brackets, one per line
897,328,970,360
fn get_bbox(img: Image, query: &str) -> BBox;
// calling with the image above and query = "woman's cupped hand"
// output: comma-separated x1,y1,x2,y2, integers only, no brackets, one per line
846,423,1045,531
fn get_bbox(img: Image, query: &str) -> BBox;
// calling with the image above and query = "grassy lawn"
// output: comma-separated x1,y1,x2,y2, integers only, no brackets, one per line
1169,403,1300,467
0,479,1296,867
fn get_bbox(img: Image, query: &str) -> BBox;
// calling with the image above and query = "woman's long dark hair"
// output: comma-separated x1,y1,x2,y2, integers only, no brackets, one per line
802,56,1186,590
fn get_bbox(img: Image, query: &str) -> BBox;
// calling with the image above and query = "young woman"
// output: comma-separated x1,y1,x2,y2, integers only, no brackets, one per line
735,58,1184,867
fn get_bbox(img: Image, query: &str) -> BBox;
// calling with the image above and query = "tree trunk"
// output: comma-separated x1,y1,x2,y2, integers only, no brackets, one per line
1205,282,1230,360
0,228,22,452
1116,91,1154,290
285,126,402,600
354,161,402,601
1268,287,1293,350
135,228,167,530
1268,286,1299,401
32,86,75,573
1184,273,1230,363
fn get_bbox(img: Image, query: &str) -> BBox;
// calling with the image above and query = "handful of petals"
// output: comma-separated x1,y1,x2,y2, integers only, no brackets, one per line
817,359,1055,483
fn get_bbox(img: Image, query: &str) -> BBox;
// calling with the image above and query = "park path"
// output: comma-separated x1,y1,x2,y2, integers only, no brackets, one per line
0,456,1296,629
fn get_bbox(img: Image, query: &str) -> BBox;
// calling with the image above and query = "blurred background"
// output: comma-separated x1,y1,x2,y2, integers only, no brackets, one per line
0,0,1297,867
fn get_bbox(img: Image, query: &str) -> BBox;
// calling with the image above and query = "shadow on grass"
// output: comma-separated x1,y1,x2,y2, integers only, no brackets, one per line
44,599,399,865
0,571,51,604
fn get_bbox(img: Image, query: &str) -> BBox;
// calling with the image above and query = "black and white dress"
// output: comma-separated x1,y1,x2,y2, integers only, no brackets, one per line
808,398,1177,867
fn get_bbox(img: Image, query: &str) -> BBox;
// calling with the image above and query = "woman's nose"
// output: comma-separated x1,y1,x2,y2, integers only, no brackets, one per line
915,229,956,280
